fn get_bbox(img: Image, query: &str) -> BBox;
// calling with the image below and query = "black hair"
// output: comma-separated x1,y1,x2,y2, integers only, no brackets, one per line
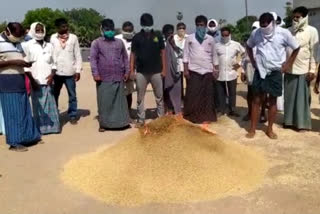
293,6,309,17
177,22,186,29
276,16,282,25
140,13,153,26
259,13,274,25
195,15,208,25
162,24,174,34
101,19,115,30
220,26,231,34
122,21,134,30
7,22,24,35
55,18,68,27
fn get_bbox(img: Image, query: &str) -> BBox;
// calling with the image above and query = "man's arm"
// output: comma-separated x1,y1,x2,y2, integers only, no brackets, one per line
130,52,136,80
121,42,130,81
314,64,320,94
161,49,167,77
183,37,190,78
89,40,101,82
73,36,83,81
282,47,300,73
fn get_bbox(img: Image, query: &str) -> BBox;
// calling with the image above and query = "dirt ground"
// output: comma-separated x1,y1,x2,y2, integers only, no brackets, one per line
1,63,320,214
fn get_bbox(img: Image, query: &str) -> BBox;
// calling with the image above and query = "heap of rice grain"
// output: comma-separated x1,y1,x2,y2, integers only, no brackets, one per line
61,116,268,206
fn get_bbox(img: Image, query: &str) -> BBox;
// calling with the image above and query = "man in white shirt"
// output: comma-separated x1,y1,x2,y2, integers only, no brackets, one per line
284,6,319,131
24,22,60,134
50,18,82,125
174,22,188,99
214,27,245,117
115,21,135,115
246,12,300,139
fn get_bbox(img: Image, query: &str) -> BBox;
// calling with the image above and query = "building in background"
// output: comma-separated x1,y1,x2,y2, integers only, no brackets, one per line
294,0,320,32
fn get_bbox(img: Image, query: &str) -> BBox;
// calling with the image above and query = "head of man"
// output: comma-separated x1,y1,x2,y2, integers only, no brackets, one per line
162,24,174,40
55,18,69,35
101,19,115,40
207,19,218,33
122,21,134,40
195,15,208,41
176,22,186,38
220,27,231,44
5,22,24,43
30,22,46,41
140,13,154,33
259,13,275,36
292,6,309,31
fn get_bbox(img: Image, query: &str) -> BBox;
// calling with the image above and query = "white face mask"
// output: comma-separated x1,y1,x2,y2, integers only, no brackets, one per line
260,22,274,36
122,31,134,40
34,33,45,41
142,26,153,33
221,35,231,44
6,28,22,43
208,26,218,33
292,16,308,32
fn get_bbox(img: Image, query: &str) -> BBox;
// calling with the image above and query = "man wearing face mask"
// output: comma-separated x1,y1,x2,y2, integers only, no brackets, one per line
0,22,42,152
116,21,135,116
90,19,130,132
174,22,188,100
24,22,60,135
246,13,300,140
207,19,220,42
183,15,218,125
283,7,319,132
130,13,166,127
50,18,83,125
214,27,245,117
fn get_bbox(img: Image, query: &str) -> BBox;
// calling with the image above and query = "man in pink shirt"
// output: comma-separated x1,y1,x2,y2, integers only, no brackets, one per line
183,15,219,124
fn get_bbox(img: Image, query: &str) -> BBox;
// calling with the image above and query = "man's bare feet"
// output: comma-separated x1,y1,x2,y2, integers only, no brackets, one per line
266,131,278,140
246,131,255,139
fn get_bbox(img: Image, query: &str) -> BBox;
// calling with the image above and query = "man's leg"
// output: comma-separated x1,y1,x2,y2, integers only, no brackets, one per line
150,73,164,118
216,81,227,115
64,76,78,121
53,75,64,108
246,94,263,138
266,95,278,139
228,79,239,116
243,85,253,121
136,73,148,125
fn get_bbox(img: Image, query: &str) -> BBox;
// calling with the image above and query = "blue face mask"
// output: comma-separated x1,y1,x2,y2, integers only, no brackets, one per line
103,30,115,39
195,26,207,44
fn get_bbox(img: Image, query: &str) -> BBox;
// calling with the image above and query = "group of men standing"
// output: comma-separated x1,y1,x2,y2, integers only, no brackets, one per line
0,6,319,152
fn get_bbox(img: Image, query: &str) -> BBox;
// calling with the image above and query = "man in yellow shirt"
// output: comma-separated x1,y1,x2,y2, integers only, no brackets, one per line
284,6,319,131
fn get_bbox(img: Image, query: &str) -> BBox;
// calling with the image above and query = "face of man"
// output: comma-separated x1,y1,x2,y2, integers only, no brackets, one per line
123,26,134,33
293,12,303,22
35,24,44,34
221,30,230,38
208,21,216,28
196,21,206,28
58,23,69,35
164,29,174,40
260,21,271,28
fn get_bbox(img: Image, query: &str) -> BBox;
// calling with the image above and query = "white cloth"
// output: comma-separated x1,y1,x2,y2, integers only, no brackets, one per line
115,34,132,58
174,34,188,72
214,40,245,81
50,33,82,76
23,39,55,85
288,25,319,74
183,34,217,75
247,27,300,79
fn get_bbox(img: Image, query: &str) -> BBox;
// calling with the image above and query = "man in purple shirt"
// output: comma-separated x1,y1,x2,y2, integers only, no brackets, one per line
90,19,130,132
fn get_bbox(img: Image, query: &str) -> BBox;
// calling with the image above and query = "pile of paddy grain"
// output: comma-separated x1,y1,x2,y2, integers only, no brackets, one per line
61,116,268,206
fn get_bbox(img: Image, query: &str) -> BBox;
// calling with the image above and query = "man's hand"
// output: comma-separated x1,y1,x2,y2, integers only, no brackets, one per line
93,76,101,82
10,60,32,67
232,64,241,70
46,74,55,85
306,72,315,82
281,62,292,74
124,73,129,82
314,83,320,94
241,73,246,82
184,70,190,79
161,69,166,78
74,73,81,82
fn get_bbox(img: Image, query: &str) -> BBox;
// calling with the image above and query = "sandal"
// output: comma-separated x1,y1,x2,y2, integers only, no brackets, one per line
266,131,278,140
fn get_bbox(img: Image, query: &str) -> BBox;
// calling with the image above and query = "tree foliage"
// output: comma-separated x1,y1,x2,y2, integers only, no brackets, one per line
225,15,257,43
0,21,7,33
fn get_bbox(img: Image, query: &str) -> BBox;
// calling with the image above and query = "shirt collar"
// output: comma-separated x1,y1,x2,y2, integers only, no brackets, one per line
32,39,47,48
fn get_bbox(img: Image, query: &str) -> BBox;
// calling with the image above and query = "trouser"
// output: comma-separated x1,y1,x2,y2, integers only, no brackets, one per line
136,72,164,122
53,75,77,119
216,79,237,114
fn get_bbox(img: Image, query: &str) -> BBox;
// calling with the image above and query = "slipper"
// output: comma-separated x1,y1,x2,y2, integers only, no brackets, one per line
266,132,278,140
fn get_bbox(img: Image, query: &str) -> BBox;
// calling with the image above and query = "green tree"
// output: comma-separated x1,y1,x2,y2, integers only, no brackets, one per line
0,21,7,32
64,8,105,47
22,8,66,38
283,1,293,28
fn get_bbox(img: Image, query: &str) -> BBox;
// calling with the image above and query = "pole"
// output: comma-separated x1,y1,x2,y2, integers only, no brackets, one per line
245,0,249,31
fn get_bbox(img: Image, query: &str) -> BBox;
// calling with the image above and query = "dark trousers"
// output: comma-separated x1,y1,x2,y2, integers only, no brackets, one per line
216,79,237,114
53,75,77,119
